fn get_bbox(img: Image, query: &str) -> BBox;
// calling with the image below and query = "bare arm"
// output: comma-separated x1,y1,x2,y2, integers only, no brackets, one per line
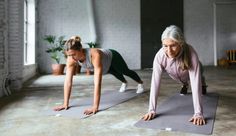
54,57,76,111
84,48,103,115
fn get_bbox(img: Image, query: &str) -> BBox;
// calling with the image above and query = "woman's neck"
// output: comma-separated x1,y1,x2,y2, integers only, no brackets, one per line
79,49,86,62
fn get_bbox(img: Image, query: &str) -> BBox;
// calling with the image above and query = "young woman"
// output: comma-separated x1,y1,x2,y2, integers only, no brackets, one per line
142,25,207,125
53,36,144,115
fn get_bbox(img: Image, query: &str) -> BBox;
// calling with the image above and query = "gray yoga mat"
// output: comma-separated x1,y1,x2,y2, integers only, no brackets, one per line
134,93,219,135
43,89,141,118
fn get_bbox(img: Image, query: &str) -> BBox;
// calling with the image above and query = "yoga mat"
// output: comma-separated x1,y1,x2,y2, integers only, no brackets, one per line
43,89,141,118
134,93,219,135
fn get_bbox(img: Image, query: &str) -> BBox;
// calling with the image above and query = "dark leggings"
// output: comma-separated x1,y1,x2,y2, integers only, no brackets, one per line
199,61,207,86
183,61,207,86
108,49,142,83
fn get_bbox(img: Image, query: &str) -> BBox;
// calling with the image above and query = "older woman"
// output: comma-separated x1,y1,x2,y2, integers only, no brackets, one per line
142,25,207,125
53,36,144,115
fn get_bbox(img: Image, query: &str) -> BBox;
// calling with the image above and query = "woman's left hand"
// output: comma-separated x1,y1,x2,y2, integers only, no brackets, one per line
189,115,206,125
84,106,98,115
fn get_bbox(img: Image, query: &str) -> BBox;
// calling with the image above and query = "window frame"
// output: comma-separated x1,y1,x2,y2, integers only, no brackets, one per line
24,0,35,65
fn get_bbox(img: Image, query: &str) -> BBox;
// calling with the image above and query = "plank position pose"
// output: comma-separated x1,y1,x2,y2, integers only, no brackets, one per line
53,36,144,115
142,25,207,125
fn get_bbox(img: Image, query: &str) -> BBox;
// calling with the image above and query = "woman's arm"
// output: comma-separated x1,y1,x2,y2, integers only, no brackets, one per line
149,57,163,113
143,52,163,120
188,46,205,125
54,57,76,111
84,48,103,115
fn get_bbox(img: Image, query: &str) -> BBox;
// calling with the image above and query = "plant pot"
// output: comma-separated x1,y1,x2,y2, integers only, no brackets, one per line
51,64,66,75
73,65,81,75
86,68,93,75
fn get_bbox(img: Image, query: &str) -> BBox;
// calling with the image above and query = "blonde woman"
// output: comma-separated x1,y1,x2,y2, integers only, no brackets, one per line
53,36,144,115
142,25,207,125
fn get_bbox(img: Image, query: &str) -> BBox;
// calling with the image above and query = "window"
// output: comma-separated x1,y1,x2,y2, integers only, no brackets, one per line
24,0,35,65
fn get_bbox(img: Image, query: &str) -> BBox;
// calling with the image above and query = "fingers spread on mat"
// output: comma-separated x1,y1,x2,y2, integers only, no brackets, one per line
84,107,98,115
142,112,155,121
53,105,68,111
189,116,206,126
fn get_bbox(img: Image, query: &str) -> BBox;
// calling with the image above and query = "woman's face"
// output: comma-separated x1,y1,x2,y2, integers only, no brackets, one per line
162,38,181,58
65,49,82,62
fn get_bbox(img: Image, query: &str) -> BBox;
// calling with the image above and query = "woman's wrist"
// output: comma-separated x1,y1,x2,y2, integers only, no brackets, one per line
193,112,203,118
149,110,156,114
63,103,68,107
93,105,99,110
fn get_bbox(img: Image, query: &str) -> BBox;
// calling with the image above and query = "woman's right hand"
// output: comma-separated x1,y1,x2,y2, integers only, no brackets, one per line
142,112,156,121
53,105,68,111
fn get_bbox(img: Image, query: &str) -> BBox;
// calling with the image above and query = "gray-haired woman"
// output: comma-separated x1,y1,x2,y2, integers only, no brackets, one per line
142,25,207,126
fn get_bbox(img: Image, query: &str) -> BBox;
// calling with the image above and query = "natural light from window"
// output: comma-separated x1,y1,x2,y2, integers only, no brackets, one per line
24,0,35,65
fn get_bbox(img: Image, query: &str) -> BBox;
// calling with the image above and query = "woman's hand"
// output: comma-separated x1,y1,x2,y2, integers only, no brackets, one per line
142,112,156,121
189,115,206,125
53,105,68,111
84,106,98,115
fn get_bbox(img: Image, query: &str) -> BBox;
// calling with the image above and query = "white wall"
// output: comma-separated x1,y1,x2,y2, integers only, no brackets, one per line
184,0,236,65
94,0,141,69
184,0,214,65
215,2,236,60
37,0,141,73
38,0,94,73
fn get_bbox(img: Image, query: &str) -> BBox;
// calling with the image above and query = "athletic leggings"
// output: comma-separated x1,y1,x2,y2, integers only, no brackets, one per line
183,61,207,86
108,49,142,83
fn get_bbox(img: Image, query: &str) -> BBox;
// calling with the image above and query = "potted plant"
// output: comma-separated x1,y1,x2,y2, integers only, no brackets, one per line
43,35,66,75
87,42,99,48
85,42,99,75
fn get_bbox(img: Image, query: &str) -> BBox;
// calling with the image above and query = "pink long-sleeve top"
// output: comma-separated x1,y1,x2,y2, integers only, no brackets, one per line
149,45,203,117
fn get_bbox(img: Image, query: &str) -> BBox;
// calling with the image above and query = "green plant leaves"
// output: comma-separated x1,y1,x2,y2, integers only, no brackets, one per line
86,42,99,48
43,35,65,64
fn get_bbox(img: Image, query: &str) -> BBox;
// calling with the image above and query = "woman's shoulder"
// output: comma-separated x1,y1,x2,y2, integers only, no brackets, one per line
155,48,165,58
90,48,103,58
153,48,166,63
187,44,198,55
187,44,200,61
187,44,196,51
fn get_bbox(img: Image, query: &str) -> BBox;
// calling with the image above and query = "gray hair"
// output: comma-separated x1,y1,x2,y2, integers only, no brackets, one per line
161,25,192,70
161,25,185,46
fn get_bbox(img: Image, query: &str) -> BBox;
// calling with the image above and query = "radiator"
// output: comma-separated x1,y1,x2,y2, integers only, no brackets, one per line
226,50,236,63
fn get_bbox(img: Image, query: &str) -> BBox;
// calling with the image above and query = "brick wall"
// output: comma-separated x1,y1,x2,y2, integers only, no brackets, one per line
0,0,37,97
0,0,5,70
7,0,24,91
0,0,6,97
